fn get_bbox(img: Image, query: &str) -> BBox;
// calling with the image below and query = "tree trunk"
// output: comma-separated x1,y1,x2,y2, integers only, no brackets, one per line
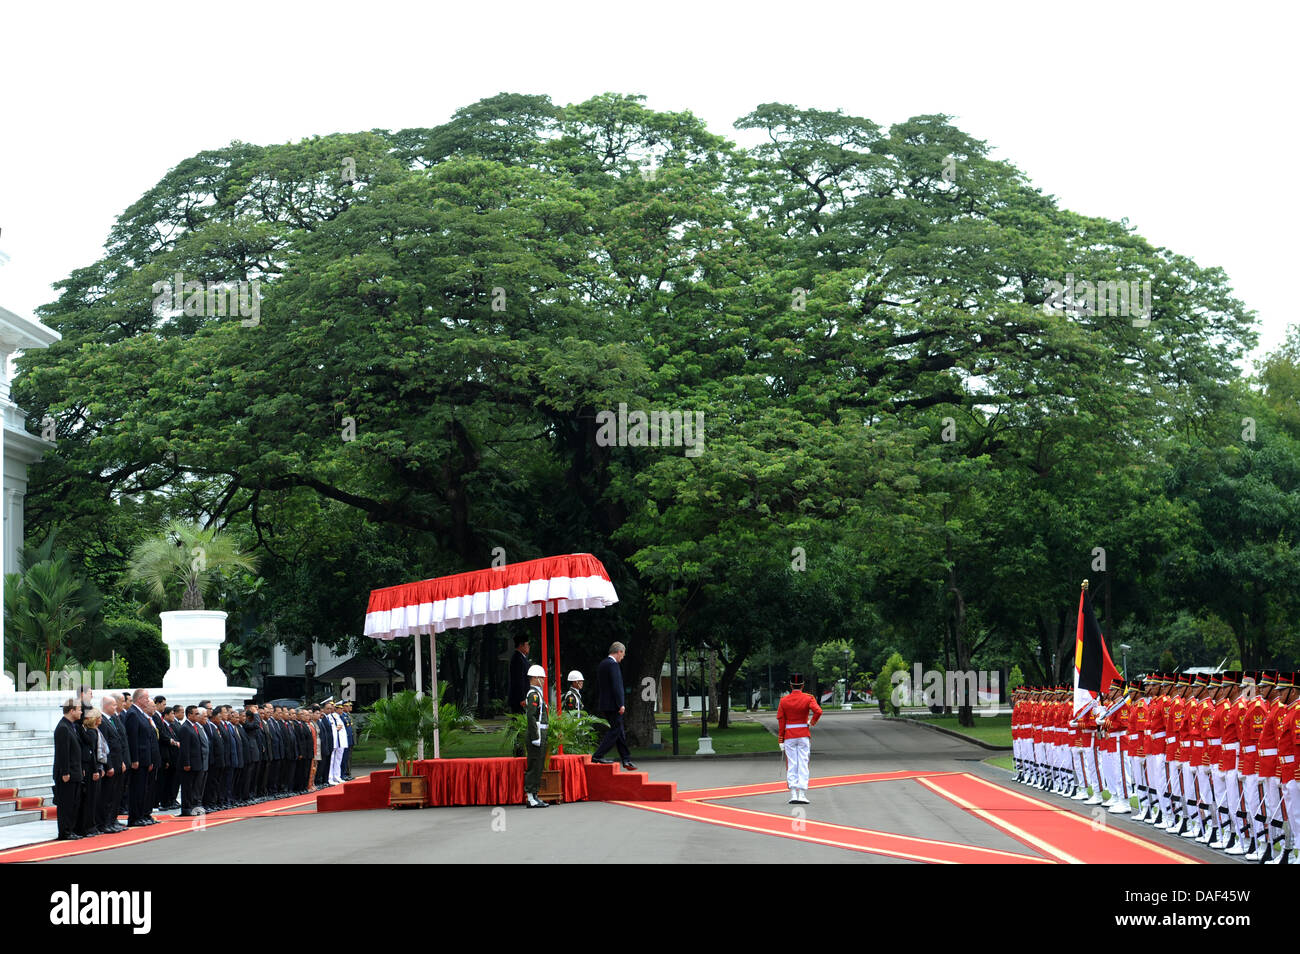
714,650,747,729
624,611,665,747
707,649,718,721
942,615,954,716
946,562,974,728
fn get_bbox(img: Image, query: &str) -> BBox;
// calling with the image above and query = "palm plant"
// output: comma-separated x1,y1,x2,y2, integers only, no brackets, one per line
4,556,97,674
127,519,259,611
365,690,434,777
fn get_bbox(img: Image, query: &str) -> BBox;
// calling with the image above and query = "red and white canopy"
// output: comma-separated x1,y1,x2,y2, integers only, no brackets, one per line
364,552,619,640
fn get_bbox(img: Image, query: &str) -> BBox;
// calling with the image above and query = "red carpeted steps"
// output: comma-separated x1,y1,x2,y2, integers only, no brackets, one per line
316,770,395,812
316,757,675,811
582,760,675,801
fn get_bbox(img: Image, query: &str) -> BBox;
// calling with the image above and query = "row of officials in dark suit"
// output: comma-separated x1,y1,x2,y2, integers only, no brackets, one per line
52,687,356,841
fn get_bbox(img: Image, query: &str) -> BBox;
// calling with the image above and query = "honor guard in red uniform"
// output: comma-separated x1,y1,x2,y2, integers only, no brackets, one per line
777,673,822,805
1275,677,1299,864
1236,672,1271,857
1143,673,1171,829
1129,682,1152,820
1251,672,1291,861
1194,674,1225,844
1213,673,1247,851
1160,675,1189,833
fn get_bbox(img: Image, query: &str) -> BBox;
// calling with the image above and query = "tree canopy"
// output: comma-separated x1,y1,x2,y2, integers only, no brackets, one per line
17,91,1280,736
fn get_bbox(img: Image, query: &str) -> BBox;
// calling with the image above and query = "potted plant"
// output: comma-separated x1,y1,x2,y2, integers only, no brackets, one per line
127,519,259,690
365,690,435,807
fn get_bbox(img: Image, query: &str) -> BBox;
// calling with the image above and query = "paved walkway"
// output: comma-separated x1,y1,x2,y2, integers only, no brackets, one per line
9,716,1233,864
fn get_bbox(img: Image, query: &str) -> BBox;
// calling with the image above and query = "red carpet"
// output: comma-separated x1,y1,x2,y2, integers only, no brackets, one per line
916,774,1200,864
678,769,955,801
0,788,335,863
617,798,1051,863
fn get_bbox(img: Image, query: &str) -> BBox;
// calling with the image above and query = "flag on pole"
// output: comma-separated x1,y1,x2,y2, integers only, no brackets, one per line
1073,582,1121,716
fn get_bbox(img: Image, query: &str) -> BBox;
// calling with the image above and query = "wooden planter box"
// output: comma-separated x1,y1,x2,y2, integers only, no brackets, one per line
389,773,428,808
539,768,563,804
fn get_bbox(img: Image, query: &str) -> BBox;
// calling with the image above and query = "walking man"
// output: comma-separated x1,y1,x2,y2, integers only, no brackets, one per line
591,642,635,770
777,673,822,805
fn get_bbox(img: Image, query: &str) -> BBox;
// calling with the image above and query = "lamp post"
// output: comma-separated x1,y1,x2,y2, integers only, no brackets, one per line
842,648,852,710
1119,644,1131,680
697,646,714,755
258,658,269,698
305,657,316,705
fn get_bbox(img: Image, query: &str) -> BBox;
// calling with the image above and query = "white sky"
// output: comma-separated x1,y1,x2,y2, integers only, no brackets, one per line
1,1,1294,366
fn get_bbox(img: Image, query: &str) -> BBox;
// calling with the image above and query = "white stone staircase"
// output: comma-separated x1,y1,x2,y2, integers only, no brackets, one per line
0,721,54,827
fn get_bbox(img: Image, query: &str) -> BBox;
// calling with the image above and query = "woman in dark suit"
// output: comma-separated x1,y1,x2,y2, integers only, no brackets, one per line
76,708,105,836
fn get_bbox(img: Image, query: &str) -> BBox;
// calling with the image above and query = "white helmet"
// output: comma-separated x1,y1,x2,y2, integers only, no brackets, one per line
567,670,584,682
527,664,546,677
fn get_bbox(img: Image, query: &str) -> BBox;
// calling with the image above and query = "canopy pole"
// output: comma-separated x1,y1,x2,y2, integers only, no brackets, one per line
414,631,424,761
554,603,564,756
539,602,549,706
430,631,440,759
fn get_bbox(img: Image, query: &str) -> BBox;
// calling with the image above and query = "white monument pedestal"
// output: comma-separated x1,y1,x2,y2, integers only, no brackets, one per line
161,610,230,690
696,735,715,755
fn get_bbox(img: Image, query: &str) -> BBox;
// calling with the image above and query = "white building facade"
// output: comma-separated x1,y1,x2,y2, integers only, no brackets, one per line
0,303,60,693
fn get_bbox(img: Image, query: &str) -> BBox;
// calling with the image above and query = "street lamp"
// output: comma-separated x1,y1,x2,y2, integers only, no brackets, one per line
842,648,852,710
1119,644,1131,680
257,658,269,694
305,657,316,704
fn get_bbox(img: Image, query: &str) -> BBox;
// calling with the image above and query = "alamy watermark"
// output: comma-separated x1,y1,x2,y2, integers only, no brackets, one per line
595,403,704,457
891,665,1001,716
151,271,261,326
4,664,109,693
1042,273,1151,327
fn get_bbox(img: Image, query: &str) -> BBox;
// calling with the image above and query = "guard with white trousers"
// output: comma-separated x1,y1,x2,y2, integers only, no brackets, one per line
777,673,823,805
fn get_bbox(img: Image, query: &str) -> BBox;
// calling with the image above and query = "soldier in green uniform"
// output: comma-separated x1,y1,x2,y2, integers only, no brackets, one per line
524,664,550,809
563,671,585,715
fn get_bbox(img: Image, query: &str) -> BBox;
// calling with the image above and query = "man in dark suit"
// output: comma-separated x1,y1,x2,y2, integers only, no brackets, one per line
292,710,310,793
276,707,295,794
116,693,131,818
261,701,279,800
124,689,157,826
53,699,84,840
590,642,636,769
96,695,128,833
153,698,181,810
508,636,530,715
222,707,241,807
255,704,272,798
242,703,263,801
177,705,206,816
508,636,531,756
201,706,225,811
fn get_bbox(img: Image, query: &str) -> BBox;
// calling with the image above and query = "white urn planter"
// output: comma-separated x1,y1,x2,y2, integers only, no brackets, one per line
161,610,230,690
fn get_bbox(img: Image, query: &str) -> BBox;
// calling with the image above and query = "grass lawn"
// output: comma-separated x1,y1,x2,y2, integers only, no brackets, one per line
352,719,777,764
984,755,1014,772
904,713,1012,747
631,720,776,759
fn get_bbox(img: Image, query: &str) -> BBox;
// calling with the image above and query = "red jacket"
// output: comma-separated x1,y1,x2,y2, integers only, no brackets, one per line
777,691,822,742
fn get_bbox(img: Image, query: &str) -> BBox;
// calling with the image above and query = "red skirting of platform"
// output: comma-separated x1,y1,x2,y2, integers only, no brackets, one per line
317,755,675,811
318,754,591,810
